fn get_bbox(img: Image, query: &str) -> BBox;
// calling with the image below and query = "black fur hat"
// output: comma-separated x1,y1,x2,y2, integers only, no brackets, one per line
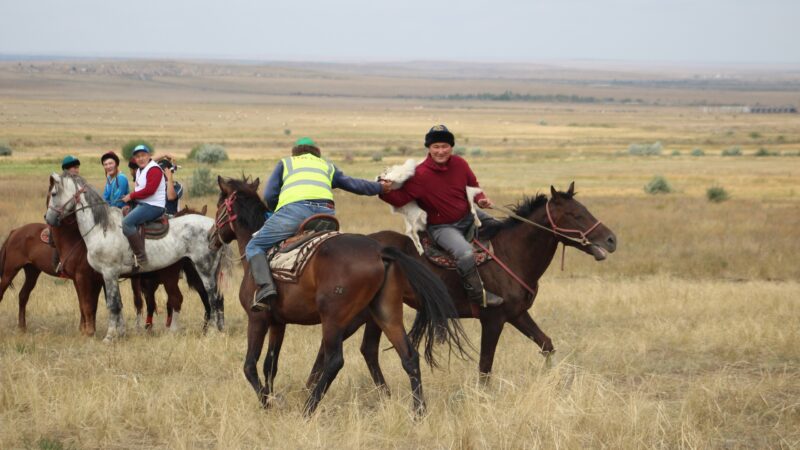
424,124,455,148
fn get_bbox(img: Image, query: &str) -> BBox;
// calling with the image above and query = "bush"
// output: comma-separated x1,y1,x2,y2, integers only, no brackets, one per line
189,168,217,197
189,143,228,164
397,145,411,156
754,148,777,157
453,146,467,156
749,131,761,139
538,119,548,126
671,150,681,156
0,142,12,156
371,152,383,162
84,135,92,142
469,147,484,156
707,185,729,203
644,175,672,194
121,139,154,160
283,129,291,136
628,141,663,156
690,148,705,156
721,146,742,156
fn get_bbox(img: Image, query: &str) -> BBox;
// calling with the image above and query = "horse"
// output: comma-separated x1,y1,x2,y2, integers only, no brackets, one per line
303,182,618,388
212,176,470,416
44,173,226,342
0,205,215,335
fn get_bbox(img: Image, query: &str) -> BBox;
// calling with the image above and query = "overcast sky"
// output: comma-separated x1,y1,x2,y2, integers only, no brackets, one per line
1,0,798,63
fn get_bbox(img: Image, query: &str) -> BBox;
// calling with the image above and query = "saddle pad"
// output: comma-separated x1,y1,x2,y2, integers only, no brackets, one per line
140,217,170,240
40,228,51,245
420,234,493,270
268,231,341,283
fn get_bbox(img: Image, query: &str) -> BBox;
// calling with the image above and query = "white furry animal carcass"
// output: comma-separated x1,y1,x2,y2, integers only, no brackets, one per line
378,159,483,255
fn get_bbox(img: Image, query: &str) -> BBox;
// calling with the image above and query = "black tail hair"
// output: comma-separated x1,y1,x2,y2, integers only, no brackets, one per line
381,246,473,367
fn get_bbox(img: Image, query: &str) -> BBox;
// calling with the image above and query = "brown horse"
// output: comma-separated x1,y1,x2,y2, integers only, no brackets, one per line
212,177,470,416
302,183,617,388
0,206,213,335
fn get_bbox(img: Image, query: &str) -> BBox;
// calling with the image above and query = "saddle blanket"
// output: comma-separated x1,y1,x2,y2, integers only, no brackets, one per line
420,234,493,269
268,231,341,283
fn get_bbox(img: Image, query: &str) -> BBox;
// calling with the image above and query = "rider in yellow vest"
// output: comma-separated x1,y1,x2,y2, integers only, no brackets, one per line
245,137,392,311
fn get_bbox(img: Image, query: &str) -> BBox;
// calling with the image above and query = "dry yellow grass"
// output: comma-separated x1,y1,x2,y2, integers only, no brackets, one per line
1,61,799,449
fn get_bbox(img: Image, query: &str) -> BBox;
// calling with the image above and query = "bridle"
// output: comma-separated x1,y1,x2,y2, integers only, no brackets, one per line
209,191,238,248
48,183,89,222
544,200,602,247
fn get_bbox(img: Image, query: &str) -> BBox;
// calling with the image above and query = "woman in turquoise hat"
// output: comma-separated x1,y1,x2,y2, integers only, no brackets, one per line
61,155,81,176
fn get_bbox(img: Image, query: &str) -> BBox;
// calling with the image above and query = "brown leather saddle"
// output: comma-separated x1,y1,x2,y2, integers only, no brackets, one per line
139,216,170,240
419,223,493,270
268,214,340,257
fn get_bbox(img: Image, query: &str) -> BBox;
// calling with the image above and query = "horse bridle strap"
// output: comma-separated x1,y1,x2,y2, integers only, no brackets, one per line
544,201,601,246
49,185,88,219
490,202,600,247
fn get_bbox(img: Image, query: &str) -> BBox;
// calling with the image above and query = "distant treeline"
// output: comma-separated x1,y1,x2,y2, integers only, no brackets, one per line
416,91,643,104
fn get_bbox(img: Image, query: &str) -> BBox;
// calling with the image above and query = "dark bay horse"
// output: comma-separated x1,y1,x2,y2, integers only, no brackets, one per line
0,206,213,335
212,177,470,416
303,183,617,387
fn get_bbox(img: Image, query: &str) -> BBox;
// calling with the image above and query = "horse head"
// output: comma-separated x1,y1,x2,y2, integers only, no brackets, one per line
547,182,617,261
210,176,262,249
45,172,84,227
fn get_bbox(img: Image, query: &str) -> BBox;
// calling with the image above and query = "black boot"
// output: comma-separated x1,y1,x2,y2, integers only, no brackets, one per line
249,253,278,312
459,267,503,307
125,232,147,270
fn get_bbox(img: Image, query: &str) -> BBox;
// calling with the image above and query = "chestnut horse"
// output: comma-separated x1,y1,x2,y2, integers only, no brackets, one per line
302,183,617,388
212,177,470,416
0,206,213,335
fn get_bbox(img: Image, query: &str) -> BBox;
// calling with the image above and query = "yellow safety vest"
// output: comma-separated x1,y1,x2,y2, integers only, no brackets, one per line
275,154,335,211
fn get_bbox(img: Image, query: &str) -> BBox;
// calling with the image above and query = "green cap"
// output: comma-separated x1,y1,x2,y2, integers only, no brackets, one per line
295,137,317,147
61,155,81,170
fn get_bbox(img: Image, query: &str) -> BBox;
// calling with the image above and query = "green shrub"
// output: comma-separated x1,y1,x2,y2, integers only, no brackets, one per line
0,142,12,156
121,139,154,160
283,129,291,136
671,150,681,156
189,143,228,164
754,148,777,157
721,146,742,156
453,146,467,156
189,168,217,197
628,141,663,156
690,148,705,156
84,135,92,142
371,152,383,162
707,185,729,203
644,175,672,194
538,119,548,126
469,147,484,156
749,131,761,139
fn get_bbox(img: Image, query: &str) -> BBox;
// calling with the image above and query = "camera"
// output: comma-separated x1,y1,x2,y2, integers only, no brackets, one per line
157,158,178,173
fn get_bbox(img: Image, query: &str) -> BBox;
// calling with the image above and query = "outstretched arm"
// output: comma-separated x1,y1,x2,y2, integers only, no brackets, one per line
331,167,384,196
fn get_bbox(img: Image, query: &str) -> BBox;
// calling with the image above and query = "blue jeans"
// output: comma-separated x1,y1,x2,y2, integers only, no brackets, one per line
245,201,335,261
122,202,165,236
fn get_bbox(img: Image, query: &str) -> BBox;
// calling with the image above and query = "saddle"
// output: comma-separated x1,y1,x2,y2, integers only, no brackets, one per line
420,223,493,270
266,214,341,282
139,216,170,240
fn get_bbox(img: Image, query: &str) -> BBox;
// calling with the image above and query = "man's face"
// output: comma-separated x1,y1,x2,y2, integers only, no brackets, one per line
428,142,453,165
102,159,117,175
67,166,80,176
134,152,150,168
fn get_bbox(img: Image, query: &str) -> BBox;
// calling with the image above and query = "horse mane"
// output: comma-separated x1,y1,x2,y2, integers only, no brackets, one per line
65,174,110,230
480,193,550,240
219,177,268,232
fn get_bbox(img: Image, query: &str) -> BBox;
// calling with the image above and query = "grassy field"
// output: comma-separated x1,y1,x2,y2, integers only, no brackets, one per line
0,60,798,449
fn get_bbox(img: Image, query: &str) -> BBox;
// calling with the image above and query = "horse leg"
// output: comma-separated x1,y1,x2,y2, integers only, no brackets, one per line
102,275,125,343
305,312,369,390
193,266,223,332
478,312,507,383
369,296,425,415
84,280,102,337
359,318,390,395
163,277,183,332
262,323,285,404
73,273,95,336
243,317,269,406
130,277,144,329
17,266,41,332
142,279,158,331
304,326,345,417
510,310,555,355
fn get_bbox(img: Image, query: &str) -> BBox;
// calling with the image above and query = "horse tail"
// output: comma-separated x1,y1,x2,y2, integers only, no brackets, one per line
380,246,472,368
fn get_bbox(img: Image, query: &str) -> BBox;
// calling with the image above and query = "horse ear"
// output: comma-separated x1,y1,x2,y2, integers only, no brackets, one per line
550,185,558,198
567,181,575,196
200,205,208,215
250,178,260,192
217,176,231,194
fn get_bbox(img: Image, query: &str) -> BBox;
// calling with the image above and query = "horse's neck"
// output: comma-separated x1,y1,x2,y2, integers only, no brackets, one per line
74,199,99,237
234,228,255,262
492,209,559,285
51,222,84,253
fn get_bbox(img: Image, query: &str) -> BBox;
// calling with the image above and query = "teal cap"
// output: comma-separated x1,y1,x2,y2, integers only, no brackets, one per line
61,155,81,170
295,137,317,147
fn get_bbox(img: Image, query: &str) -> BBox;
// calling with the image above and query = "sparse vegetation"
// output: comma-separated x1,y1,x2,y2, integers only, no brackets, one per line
707,185,730,203
283,129,291,136
754,148,777,157
371,152,383,162
0,142,12,156
721,146,742,156
189,167,217,196
644,175,672,194
453,146,467,156
469,147,484,156
671,149,681,156
629,142,663,156
121,139,154,160
188,143,229,164
690,148,705,156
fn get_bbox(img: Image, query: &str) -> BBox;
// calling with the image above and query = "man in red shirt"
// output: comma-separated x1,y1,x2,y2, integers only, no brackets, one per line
380,125,503,307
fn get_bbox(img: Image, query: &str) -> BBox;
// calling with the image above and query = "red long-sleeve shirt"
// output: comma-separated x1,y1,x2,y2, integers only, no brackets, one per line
380,154,487,225
129,165,164,200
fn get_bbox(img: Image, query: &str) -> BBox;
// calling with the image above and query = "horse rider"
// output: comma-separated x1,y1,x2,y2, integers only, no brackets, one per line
379,125,503,307
156,155,184,217
246,136,393,311
120,144,167,268
50,155,83,272
101,151,129,208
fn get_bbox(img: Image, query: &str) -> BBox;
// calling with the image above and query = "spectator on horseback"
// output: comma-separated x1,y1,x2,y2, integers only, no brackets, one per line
379,125,503,307
61,155,81,176
246,136,393,311
120,144,166,268
156,155,184,217
100,151,129,208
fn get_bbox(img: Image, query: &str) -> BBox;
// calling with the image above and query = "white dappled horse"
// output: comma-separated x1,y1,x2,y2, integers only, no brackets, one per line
45,173,226,342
